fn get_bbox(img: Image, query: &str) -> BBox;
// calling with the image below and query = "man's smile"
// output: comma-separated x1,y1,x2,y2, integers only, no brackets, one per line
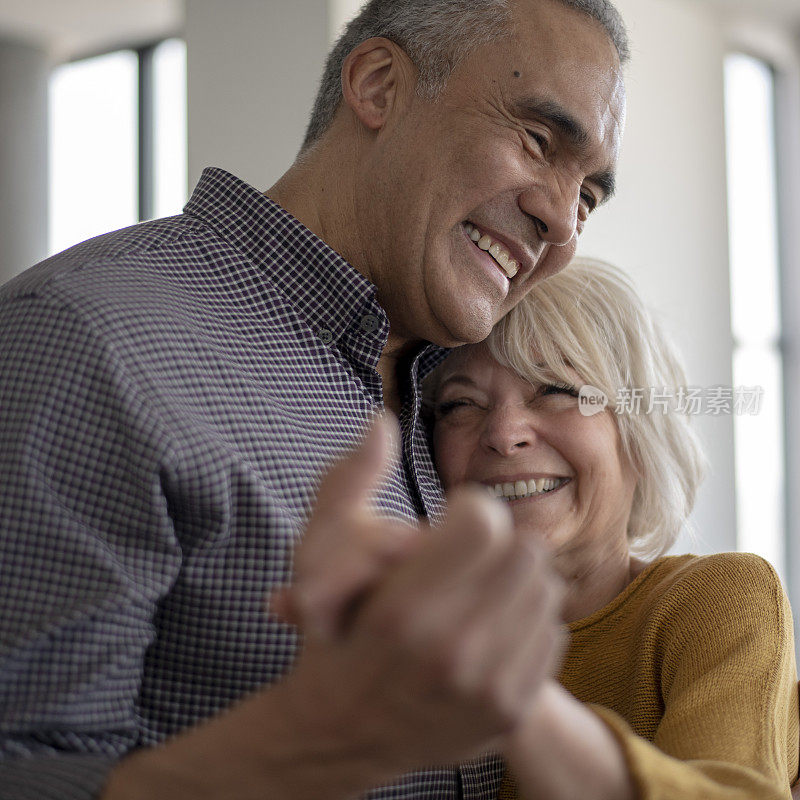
464,222,520,279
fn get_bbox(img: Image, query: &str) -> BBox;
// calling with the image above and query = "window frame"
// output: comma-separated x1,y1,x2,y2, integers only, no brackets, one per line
724,25,800,658
54,36,183,224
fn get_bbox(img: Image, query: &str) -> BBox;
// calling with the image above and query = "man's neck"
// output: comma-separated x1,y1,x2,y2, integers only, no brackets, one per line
267,146,427,418
266,140,372,287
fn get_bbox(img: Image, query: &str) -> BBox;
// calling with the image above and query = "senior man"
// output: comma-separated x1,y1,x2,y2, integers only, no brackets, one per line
0,0,626,798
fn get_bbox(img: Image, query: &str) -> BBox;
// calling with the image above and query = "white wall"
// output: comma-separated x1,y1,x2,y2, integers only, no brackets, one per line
576,0,737,555
0,38,49,283
185,0,330,191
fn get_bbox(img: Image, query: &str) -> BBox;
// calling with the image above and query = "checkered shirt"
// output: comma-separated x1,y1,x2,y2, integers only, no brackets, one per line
0,168,504,799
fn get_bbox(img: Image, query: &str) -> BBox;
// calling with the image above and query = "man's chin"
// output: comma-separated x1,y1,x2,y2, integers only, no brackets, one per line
432,316,495,349
411,294,499,348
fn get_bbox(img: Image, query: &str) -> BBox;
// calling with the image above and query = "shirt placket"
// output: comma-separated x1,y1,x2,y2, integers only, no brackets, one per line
402,349,446,524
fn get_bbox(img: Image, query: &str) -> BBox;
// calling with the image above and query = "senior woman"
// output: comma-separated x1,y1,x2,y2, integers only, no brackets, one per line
427,258,798,799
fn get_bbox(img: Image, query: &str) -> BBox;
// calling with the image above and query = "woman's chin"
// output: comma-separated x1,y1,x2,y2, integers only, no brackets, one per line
511,512,570,550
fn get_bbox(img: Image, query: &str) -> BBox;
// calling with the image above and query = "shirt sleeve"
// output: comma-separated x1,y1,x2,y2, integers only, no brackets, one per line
0,294,182,799
590,553,799,800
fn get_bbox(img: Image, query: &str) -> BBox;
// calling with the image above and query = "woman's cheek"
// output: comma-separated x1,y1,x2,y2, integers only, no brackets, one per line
433,433,464,490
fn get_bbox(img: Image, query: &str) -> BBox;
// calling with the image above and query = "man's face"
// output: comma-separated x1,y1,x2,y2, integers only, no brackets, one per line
355,0,626,347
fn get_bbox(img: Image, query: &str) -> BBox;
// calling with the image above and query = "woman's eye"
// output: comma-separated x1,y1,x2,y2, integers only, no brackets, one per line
435,398,477,418
540,382,579,399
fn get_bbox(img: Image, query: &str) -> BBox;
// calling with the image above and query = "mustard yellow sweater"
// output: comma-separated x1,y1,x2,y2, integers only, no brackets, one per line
499,553,799,799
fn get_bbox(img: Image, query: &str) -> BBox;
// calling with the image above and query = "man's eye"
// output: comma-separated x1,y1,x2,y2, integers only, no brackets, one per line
580,190,597,213
540,382,579,398
525,130,549,153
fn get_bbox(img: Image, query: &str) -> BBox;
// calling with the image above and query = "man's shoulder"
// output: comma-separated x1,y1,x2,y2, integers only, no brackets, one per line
0,211,299,345
1,213,211,303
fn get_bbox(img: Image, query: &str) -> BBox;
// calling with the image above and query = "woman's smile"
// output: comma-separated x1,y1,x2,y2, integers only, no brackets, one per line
482,476,572,502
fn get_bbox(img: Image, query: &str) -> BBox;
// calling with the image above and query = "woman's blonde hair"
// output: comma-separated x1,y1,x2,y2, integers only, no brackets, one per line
434,258,707,559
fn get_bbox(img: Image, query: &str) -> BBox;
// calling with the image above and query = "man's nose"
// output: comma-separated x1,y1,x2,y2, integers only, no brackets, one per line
518,178,579,247
481,407,537,456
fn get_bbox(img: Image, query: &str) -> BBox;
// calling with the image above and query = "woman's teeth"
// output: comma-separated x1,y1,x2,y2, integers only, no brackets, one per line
465,223,519,279
487,477,567,500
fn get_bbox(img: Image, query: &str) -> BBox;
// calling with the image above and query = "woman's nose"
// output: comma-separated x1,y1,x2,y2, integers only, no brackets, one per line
480,407,536,456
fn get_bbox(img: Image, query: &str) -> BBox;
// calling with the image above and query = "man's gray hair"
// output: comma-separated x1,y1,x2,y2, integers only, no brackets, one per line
301,0,629,150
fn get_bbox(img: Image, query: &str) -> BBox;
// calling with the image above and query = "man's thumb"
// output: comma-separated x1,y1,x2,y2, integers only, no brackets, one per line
314,412,401,515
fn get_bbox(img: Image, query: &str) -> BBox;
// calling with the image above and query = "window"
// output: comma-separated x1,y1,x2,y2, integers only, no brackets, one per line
48,39,187,256
152,39,188,220
723,53,786,578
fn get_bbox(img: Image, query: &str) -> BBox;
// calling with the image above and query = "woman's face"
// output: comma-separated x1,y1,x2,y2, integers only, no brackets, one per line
432,343,637,569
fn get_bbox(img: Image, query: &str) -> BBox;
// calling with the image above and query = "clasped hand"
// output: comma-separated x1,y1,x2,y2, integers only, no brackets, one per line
273,414,566,782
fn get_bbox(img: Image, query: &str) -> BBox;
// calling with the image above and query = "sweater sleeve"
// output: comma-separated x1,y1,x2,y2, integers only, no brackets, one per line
590,553,798,800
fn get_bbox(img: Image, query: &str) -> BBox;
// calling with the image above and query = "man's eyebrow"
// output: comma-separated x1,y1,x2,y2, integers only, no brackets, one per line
512,97,617,203
593,171,616,205
513,97,590,148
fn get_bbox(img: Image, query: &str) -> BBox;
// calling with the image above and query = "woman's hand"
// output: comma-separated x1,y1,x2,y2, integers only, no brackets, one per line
504,681,635,800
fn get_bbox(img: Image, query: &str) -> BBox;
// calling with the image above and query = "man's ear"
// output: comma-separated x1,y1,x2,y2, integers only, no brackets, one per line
341,37,415,133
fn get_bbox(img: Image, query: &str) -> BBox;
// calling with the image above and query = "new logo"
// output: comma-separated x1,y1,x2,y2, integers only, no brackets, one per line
578,385,608,417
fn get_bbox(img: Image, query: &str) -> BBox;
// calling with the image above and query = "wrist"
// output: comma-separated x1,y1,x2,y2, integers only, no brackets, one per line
505,682,634,800
101,674,389,800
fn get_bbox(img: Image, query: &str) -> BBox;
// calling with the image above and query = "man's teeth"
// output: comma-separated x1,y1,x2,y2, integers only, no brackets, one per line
465,223,519,279
486,478,567,500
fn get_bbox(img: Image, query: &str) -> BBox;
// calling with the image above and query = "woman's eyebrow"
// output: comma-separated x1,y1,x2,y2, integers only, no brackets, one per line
437,374,479,390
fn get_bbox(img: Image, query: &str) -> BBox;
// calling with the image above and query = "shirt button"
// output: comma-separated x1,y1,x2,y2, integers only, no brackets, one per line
318,328,333,344
360,314,380,334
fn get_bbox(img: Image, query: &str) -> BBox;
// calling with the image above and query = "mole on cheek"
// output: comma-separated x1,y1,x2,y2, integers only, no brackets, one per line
513,70,521,78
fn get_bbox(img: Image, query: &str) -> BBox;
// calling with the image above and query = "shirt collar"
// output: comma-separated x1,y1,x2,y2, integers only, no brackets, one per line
185,168,451,380
184,167,383,345
417,343,449,381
